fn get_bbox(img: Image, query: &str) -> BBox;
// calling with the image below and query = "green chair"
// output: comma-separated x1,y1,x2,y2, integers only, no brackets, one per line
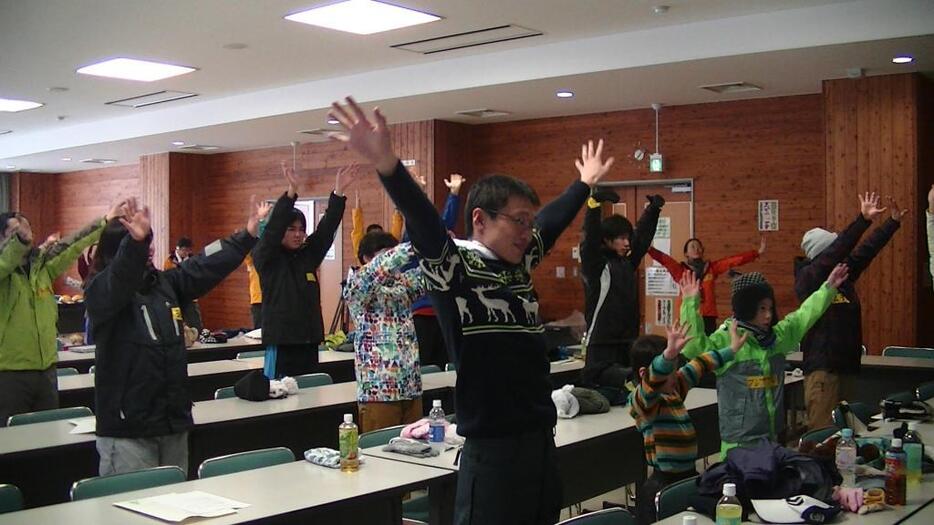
7,406,93,426
198,447,295,479
236,350,266,359
916,381,934,401
57,367,79,377
70,466,186,501
359,424,406,450
295,372,333,389
444,363,456,372
0,484,23,514
557,507,636,525
420,365,442,375
799,425,839,448
356,424,429,521
885,391,915,403
656,475,699,520
831,402,874,428
214,386,236,399
882,346,934,359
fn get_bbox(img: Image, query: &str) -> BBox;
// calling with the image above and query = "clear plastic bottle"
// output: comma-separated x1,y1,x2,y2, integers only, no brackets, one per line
716,483,742,525
903,422,924,484
885,438,907,505
683,515,697,525
836,428,858,487
428,399,446,452
338,413,359,472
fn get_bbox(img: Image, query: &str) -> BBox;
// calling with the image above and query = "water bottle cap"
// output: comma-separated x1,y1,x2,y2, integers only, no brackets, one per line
433,399,442,408
723,483,736,496
682,516,697,525
343,413,353,424
841,428,853,438
891,438,902,448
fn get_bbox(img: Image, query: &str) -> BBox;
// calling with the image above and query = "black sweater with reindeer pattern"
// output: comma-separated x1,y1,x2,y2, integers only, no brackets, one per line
379,161,590,437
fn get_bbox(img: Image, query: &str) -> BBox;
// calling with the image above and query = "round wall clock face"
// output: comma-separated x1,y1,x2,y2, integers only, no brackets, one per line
633,148,645,161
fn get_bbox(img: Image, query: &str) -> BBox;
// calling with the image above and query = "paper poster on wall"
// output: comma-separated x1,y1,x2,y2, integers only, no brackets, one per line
655,298,674,326
758,200,779,231
654,217,671,239
646,266,679,296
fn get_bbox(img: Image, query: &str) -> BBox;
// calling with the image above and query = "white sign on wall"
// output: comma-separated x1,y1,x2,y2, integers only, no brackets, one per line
646,266,679,297
655,298,674,326
758,200,779,231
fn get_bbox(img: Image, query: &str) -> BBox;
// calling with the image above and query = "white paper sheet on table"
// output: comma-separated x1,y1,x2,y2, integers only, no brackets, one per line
68,416,96,434
244,328,262,340
114,491,249,522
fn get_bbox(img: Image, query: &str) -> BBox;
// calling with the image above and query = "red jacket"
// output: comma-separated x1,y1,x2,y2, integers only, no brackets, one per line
648,247,758,318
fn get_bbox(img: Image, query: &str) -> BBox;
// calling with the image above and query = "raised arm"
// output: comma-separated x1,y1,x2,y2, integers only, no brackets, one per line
647,246,684,281
628,195,664,263
0,221,32,281
351,192,364,263
709,237,762,276
343,243,423,302
441,174,464,231
777,263,848,350
845,211,903,281
84,200,151,325
43,199,127,278
301,191,347,268
252,162,299,270
677,272,729,359
330,97,447,260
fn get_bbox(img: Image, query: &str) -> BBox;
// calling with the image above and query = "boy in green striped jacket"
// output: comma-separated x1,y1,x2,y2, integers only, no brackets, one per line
629,273,745,524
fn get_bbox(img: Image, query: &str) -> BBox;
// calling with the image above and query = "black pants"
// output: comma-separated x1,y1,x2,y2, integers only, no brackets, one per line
455,430,561,525
414,314,447,368
0,366,59,427
250,303,263,329
636,469,698,525
266,343,318,379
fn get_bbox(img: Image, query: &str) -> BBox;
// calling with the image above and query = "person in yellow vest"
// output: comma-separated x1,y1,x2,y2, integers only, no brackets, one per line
244,199,272,329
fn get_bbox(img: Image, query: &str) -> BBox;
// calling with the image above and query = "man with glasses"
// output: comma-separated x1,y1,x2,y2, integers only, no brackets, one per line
329,96,613,525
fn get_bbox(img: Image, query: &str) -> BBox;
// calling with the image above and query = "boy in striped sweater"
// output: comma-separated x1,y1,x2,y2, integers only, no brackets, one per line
629,273,745,524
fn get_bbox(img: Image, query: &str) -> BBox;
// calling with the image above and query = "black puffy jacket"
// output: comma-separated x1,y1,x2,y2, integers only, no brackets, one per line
86,231,256,438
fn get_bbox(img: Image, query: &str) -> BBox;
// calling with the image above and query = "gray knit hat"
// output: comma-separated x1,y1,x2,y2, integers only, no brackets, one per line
801,228,837,260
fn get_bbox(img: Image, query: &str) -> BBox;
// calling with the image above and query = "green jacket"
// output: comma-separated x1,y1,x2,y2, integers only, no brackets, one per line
0,218,106,371
680,283,836,456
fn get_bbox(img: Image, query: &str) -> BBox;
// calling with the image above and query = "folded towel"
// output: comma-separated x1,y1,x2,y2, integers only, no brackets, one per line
552,384,580,418
304,447,366,468
383,437,440,457
269,376,299,398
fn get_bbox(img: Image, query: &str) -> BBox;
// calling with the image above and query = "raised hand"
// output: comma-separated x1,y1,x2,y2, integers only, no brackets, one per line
247,195,271,237
729,321,749,354
646,194,665,209
119,198,151,242
445,173,465,196
329,96,398,174
887,196,908,222
574,139,615,187
758,235,767,255
39,232,61,251
825,263,849,289
281,161,298,198
663,320,693,360
678,271,700,298
106,198,129,222
859,192,886,221
335,163,359,196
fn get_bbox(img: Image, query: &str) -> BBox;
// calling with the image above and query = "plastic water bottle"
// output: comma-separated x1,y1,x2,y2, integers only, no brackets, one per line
428,399,446,452
885,438,907,505
338,413,359,472
903,422,924,484
716,483,742,525
836,428,858,487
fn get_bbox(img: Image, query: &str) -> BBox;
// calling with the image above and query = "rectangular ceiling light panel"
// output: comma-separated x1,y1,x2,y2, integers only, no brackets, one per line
106,90,198,108
0,98,44,112
285,0,440,35
394,25,542,54
77,58,197,82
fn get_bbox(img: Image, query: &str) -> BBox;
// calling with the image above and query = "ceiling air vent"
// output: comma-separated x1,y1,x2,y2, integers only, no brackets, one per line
455,108,512,118
80,158,117,164
0,129,12,136
699,82,762,94
106,90,198,108
393,25,542,54
177,144,220,151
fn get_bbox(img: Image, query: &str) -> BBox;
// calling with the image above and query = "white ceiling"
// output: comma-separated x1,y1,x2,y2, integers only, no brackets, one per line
1,0,932,172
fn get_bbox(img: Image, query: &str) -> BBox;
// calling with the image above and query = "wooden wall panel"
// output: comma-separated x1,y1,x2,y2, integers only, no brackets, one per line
432,120,476,236
139,153,172,267
168,152,209,258
471,95,825,323
824,74,920,354
9,172,56,243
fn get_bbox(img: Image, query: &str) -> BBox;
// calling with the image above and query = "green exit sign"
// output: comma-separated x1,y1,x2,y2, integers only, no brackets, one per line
649,153,664,173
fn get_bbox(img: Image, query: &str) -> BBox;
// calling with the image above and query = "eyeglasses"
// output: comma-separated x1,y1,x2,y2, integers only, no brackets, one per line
484,209,535,231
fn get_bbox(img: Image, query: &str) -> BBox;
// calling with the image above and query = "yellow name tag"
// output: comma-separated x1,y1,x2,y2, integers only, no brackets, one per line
831,293,850,304
306,272,317,282
171,307,183,321
746,375,779,389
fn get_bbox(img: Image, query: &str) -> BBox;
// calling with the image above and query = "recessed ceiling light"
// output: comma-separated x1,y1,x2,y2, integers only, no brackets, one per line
556,90,574,98
61,157,72,161
171,141,185,146
77,58,197,82
653,5,670,15
326,117,341,125
48,86,69,93
0,97,44,112
892,55,914,64
285,0,441,35
222,43,248,50
81,158,117,164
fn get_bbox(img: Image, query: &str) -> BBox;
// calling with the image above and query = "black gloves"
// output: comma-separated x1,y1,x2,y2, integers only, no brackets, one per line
646,194,666,208
592,189,620,204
